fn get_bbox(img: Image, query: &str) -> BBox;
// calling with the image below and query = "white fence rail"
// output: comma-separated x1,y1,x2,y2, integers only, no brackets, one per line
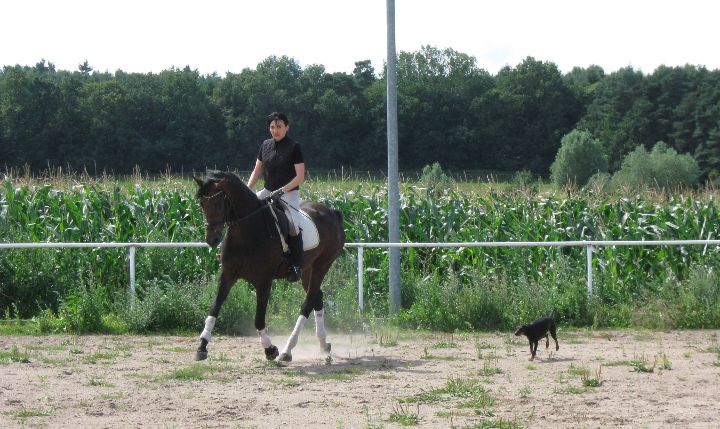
0,242,208,298
347,240,720,310
3,240,720,311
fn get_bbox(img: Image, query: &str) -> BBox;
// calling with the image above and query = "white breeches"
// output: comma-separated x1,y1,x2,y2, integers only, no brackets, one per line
256,189,301,235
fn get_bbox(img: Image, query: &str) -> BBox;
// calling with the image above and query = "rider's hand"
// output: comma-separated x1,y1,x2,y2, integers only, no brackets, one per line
269,188,284,199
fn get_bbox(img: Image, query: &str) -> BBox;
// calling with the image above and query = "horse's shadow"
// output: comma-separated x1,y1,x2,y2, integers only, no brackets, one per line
266,354,434,376
532,356,576,364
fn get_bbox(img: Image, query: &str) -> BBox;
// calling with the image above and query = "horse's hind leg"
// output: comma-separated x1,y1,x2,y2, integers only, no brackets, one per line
313,291,331,354
311,265,333,354
279,266,331,362
195,271,234,361
310,263,334,354
278,297,311,362
279,289,330,361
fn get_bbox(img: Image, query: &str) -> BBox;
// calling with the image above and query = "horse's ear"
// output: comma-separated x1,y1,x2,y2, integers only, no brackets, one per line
193,176,204,187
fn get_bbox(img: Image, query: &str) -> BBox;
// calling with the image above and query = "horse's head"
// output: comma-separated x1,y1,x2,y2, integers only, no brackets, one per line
194,175,228,248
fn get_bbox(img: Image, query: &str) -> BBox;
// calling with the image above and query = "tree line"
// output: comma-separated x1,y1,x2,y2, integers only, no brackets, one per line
1,47,719,180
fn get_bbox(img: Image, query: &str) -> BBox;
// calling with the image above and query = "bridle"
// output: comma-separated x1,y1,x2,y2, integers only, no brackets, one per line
201,190,229,232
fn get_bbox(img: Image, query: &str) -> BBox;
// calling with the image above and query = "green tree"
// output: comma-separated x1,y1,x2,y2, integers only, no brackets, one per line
550,129,608,187
352,60,375,89
0,64,61,168
494,57,583,173
563,65,605,111
395,45,494,170
579,66,647,170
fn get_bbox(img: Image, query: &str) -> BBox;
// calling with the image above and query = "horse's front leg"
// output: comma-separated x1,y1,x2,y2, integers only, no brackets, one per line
255,281,279,360
195,270,235,361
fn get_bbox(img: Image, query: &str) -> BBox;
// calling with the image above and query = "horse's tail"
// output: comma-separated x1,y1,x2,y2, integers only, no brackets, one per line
334,209,346,249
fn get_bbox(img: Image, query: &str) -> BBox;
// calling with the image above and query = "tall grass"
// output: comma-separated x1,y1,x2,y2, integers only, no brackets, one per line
3,173,720,332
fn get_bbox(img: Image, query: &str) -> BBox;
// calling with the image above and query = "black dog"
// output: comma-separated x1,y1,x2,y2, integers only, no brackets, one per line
514,316,559,361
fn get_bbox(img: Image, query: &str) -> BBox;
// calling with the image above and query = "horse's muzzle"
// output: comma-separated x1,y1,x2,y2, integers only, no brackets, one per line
205,225,223,248
206,234,222,248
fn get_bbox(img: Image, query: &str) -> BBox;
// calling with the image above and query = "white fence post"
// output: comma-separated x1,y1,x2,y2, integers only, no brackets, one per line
128,246,136,308
357,246,364,312
586,243,593,295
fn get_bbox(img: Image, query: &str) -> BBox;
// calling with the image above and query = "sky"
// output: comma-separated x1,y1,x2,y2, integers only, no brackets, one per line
3,0,720,77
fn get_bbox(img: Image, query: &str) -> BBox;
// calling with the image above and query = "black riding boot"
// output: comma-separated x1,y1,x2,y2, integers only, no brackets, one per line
286,234,304,282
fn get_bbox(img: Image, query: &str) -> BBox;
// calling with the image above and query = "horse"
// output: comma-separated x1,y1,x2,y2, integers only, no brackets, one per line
193,170,345,362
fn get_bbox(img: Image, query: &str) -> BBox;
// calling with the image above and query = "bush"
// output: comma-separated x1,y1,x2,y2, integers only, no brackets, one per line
550,129,608,187
674,267,720,328
584,172,612,194
511,169,538,193
398,257,591,332
121,277,209,332
611,142,700,189
419,162,455,196
56,281,108,333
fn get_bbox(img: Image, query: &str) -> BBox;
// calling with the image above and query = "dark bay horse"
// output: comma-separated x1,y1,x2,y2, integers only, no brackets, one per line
193,170,345,362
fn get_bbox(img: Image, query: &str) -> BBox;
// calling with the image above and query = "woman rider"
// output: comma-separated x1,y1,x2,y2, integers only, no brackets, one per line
247,112,305,282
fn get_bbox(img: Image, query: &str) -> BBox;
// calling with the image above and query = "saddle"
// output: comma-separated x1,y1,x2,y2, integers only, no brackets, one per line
263,199,320,252
265,199,290,241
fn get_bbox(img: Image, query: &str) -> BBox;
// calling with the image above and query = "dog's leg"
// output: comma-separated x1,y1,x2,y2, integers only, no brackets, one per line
531,341,538,361
528,340,534,361
545,334,549,349
551,329,559,351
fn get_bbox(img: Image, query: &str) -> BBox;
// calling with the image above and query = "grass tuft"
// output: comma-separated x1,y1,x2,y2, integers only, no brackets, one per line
0,345,31,364
388,401,420,426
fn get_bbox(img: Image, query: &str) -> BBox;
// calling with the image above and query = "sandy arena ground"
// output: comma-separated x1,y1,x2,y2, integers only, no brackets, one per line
1,329,720,428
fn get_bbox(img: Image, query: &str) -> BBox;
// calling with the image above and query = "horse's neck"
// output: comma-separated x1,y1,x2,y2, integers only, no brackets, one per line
226,185,262,219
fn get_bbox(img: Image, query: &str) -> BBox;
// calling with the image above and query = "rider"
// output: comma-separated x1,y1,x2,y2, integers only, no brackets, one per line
247,112,305,282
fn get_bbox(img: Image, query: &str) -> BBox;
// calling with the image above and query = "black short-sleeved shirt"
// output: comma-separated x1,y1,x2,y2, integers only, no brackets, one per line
257,137,304,191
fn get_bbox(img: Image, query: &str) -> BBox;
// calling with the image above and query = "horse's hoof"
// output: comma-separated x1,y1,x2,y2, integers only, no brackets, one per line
264,345,279,360
323,343,331,353
278,352,293,362
195,350,208,361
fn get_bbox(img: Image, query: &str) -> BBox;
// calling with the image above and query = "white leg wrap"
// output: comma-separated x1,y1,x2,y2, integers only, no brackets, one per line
281,315,307,354
315,309,327,339
315,310,329,351
200,316,216,342
258,328,273,349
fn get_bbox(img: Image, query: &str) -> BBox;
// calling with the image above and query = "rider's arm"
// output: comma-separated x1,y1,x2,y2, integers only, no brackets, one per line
247,159,264,190
281,163,305,193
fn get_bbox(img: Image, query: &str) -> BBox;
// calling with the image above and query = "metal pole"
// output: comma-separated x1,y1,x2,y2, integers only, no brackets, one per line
129,246,136,308
386,0,401,314
358,246,364,312
586,244,593,295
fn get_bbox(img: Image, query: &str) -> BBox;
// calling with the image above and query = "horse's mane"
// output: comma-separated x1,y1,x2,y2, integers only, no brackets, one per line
198,170,257,201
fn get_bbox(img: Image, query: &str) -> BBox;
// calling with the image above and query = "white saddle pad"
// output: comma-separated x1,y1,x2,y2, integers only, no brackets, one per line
297,209,319,251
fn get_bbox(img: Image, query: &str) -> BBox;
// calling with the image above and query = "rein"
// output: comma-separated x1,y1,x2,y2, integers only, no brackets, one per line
202,190,272,228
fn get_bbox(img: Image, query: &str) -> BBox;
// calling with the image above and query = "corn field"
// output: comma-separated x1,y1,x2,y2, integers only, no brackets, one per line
2,178,720,331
